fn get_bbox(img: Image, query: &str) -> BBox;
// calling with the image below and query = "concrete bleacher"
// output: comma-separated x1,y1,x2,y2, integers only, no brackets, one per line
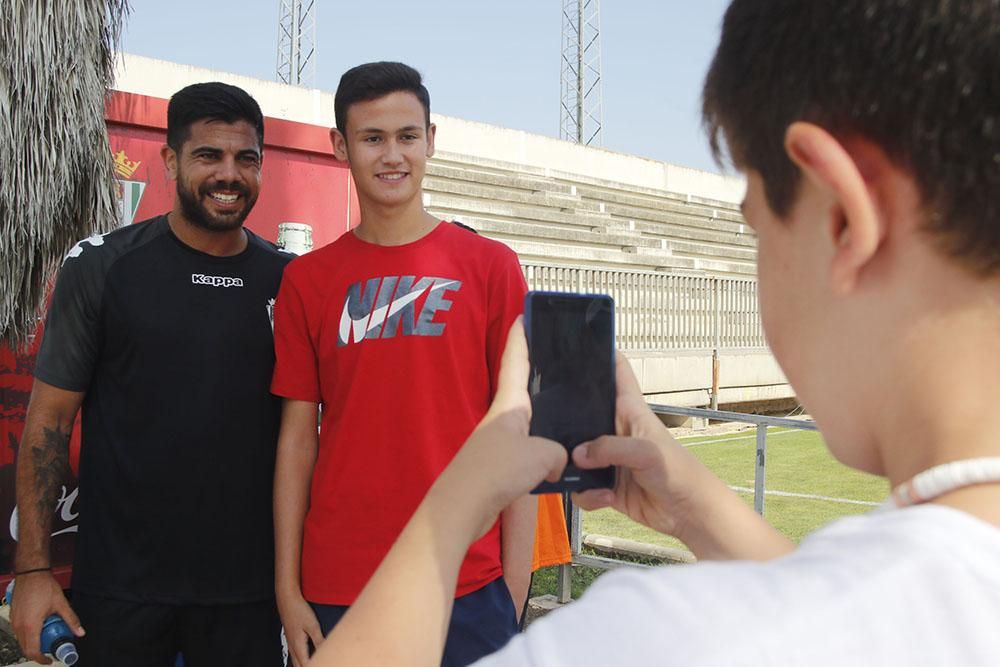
424,152,756,277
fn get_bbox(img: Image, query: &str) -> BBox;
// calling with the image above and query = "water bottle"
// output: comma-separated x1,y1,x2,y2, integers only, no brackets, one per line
4,580,79,665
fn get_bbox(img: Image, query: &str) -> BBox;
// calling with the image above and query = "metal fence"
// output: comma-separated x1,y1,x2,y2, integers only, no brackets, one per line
522,263,765,350
555,405,818,602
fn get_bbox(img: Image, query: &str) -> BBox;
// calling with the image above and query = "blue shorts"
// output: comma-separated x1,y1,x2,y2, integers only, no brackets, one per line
310,577,517,667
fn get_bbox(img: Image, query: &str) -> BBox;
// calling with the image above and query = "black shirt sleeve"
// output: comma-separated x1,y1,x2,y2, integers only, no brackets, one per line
34,238,110,392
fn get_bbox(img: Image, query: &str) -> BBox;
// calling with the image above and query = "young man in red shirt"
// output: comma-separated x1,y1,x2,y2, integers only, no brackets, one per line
271,62,540,667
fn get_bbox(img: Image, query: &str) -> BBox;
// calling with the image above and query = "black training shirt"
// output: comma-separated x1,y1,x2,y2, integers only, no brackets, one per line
35,215,292,604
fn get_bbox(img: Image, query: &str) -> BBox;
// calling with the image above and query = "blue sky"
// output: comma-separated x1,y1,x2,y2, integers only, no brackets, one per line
120,0,732,173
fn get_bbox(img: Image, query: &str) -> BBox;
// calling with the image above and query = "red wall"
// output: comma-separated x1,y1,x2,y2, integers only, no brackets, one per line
0,90,357,586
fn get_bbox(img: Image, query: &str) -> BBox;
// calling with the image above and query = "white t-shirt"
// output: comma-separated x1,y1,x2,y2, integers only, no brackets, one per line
477,505,1000,666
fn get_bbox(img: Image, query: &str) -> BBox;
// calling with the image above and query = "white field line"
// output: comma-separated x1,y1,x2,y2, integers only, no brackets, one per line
730,485,881,507
676,430,881,506
679,428,804,447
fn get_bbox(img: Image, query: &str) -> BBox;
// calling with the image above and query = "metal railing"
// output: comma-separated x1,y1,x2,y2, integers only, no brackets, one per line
522,263,765,350
555,404,818,602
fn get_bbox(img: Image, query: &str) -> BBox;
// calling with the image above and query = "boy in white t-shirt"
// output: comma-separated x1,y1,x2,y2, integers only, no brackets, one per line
311,1,1000,665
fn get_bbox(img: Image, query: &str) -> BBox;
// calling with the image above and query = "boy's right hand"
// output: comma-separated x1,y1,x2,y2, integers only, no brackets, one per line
277,590,324,667
570,352,707,540
10,571,84,665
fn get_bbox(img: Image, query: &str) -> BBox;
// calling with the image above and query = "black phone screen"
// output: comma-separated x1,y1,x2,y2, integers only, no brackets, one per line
525,291,616,492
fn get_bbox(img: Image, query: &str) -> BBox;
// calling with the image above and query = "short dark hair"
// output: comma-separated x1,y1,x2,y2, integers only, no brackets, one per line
334,62,431,137
167,82,265,152
703,0,1000,275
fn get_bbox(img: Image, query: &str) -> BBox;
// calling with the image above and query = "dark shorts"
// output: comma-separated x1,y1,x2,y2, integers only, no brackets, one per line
310,577,518,667
71,592,284,667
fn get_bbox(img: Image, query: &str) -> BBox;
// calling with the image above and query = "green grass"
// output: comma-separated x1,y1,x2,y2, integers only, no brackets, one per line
529,427,891,604
530,559,607,600
583,427,890,548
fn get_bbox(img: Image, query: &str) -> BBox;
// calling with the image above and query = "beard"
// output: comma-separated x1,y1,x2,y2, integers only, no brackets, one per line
177,174,257,232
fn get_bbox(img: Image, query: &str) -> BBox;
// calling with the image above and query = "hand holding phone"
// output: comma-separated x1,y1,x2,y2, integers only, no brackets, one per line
524,291,616,493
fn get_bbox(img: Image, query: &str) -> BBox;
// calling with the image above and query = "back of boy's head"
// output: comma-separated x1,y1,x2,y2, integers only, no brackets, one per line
702,0,1000,276
334,62,431,138
166,82,264,152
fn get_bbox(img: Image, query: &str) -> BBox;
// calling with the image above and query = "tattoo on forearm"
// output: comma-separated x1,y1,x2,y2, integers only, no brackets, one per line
31,426,71,519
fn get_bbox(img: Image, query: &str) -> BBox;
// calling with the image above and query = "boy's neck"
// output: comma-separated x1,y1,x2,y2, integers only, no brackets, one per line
353,198,440,246
933,484,1000,526
870,282,1000,524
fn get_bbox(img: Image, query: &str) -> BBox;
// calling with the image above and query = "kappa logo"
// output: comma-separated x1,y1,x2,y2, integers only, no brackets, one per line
192,274,244,288
338,275,462,346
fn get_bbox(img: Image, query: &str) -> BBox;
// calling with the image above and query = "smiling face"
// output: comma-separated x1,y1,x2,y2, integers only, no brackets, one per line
332,91,435,212
164,119,262,232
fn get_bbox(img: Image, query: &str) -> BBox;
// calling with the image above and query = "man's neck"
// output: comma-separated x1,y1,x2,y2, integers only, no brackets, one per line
167,210,248,257
353,196,439,246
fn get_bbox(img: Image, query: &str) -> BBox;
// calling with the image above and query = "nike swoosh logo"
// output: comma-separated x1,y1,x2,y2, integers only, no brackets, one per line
339,279,459,344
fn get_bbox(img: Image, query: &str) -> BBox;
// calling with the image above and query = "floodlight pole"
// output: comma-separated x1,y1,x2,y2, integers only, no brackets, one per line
560,0,604,146
277,0,317,86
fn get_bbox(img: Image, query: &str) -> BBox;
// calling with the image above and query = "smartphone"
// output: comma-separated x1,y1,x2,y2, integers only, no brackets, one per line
524,291,616,493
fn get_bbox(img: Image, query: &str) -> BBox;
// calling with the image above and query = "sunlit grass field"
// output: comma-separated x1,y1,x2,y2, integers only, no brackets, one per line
583,426,890,550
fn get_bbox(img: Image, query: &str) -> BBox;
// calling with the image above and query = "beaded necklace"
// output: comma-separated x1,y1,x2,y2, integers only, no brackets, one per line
882,457,1000,509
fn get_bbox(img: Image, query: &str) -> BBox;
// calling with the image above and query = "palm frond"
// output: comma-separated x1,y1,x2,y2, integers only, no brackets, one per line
0,0,130,348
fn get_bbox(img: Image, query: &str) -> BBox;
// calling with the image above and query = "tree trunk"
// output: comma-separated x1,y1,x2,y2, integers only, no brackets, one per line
0,0,130,347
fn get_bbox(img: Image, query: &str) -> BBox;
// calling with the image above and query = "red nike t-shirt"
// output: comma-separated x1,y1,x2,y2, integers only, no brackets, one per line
271,222,526,604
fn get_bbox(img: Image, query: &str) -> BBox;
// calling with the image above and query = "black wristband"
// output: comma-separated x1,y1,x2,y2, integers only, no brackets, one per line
13,566,51,576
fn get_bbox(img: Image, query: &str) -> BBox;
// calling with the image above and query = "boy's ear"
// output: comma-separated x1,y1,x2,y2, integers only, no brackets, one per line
426,123,437,158
160,144,178,181
784,122,886,296
330,128,349,162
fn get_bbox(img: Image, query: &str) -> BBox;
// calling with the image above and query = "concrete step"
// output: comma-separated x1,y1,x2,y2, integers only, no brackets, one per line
661,238,758,263
429,155,575,194
549,168,743,211
604,201,747,235
571,181,743,222
631,247,756,276
450,215,664,251
584,533,695,564
609,217,755,253
425,161,577,198
426,192,616,231
423,175,582,210
493,237,702,272
627,218,756,248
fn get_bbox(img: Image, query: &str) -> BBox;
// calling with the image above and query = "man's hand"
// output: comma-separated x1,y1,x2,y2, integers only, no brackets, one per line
277,590,324,667
12,381,84,664
10,571,83,665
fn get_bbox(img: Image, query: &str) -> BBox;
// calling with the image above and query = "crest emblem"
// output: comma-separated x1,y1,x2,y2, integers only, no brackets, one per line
112,148,146,227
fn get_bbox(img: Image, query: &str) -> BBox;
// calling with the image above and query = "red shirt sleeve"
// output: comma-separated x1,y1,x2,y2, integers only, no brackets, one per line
271,266,321,402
